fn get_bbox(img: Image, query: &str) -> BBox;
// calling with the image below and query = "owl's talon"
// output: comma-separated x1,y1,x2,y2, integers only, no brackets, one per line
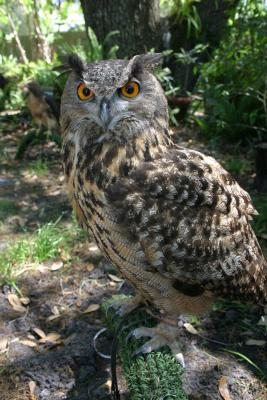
127,326,155,341
128,323,186,367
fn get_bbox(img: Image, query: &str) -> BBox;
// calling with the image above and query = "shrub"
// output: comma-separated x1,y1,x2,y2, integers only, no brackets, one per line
198,0,267,143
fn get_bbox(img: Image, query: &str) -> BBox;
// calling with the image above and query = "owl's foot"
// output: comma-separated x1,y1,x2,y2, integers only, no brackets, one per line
128,322,185,367
109,294,143,317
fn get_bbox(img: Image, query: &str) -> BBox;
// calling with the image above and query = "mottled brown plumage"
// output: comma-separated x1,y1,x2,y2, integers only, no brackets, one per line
60,54,267,359
23,81,59,131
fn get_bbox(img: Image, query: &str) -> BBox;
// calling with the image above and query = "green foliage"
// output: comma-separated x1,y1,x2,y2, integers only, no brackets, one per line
156,66,181,126
251,193,267,236
102,297,188,400
0,54,58,110
161,0,201,36
199,0,267,143
59,27,119,62
222,155,250,176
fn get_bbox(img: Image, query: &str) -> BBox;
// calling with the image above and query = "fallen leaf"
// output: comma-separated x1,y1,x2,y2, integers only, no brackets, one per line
52,305,60,315
45,332,61,341
88,243,100,253
105,378,112,390
39,332,61,344
218,376,231,400
0,336,9,352
7,294,26,313
245,339,266,346
82,304,100,313
46,314,61,322
108,274,123,282
33,328,46,339
86,263,95,272
36,264,50,273
20,297,30,305
29,380,36,397
50,260,64,271
7,293,21,307
20,339,37,347
60,249,71,262
184,323,198,335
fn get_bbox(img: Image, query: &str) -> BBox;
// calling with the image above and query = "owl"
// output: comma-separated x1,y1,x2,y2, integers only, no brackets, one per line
60,54,267,365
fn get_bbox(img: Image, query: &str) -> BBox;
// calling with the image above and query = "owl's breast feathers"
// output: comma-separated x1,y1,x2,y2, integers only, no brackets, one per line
106,146,267,303
64,133,267,304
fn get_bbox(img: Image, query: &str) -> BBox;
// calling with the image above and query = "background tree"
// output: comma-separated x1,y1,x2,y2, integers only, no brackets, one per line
80,0,161,58
80,0,239,97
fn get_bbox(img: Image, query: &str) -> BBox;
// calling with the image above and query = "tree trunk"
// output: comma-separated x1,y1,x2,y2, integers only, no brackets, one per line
80,0,162,58
32,0,52,63
7,12,28,64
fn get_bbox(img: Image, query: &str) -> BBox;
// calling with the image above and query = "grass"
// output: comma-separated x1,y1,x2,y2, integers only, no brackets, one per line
28,159,48,176
102,296,188,400
0,216,87,286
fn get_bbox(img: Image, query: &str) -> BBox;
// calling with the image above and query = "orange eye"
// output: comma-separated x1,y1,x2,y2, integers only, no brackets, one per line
120,81,140,98
77,82,94,101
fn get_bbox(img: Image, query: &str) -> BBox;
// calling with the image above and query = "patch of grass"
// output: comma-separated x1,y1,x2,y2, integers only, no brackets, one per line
102,296,188,400
0,199,19,220
28,159,48,176
0,220,70,285
0,215,89,286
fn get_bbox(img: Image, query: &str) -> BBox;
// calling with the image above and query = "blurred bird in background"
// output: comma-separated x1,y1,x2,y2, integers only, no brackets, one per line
22,80,60,132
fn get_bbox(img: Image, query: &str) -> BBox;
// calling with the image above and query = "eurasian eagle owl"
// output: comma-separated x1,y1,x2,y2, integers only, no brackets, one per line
60,53,267,363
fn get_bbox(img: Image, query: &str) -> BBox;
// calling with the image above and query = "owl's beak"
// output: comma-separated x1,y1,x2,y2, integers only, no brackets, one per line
99,98,111,130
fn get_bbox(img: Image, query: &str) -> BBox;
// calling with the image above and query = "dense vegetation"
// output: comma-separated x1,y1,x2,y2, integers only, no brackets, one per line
1,0,267,145
198,0,267,143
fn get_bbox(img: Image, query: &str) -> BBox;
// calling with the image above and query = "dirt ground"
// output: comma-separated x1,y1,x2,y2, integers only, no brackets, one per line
0,112,266,400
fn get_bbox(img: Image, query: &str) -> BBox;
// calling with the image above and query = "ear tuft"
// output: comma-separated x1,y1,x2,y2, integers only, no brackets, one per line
53,54,86,78
67,54,86,73
129,53,163,75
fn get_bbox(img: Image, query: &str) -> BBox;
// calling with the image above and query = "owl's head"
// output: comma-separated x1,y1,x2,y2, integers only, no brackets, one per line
60,54,168,143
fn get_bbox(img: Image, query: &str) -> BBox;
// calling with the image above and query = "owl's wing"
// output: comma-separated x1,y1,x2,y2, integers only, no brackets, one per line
107,146,267,302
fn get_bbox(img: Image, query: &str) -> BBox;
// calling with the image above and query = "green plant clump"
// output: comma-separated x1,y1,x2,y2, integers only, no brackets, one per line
102,296,188,400
198,0,267,143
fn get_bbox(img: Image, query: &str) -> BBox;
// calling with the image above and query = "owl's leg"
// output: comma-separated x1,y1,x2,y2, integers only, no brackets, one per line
129,322,185,367
109,293,143,316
